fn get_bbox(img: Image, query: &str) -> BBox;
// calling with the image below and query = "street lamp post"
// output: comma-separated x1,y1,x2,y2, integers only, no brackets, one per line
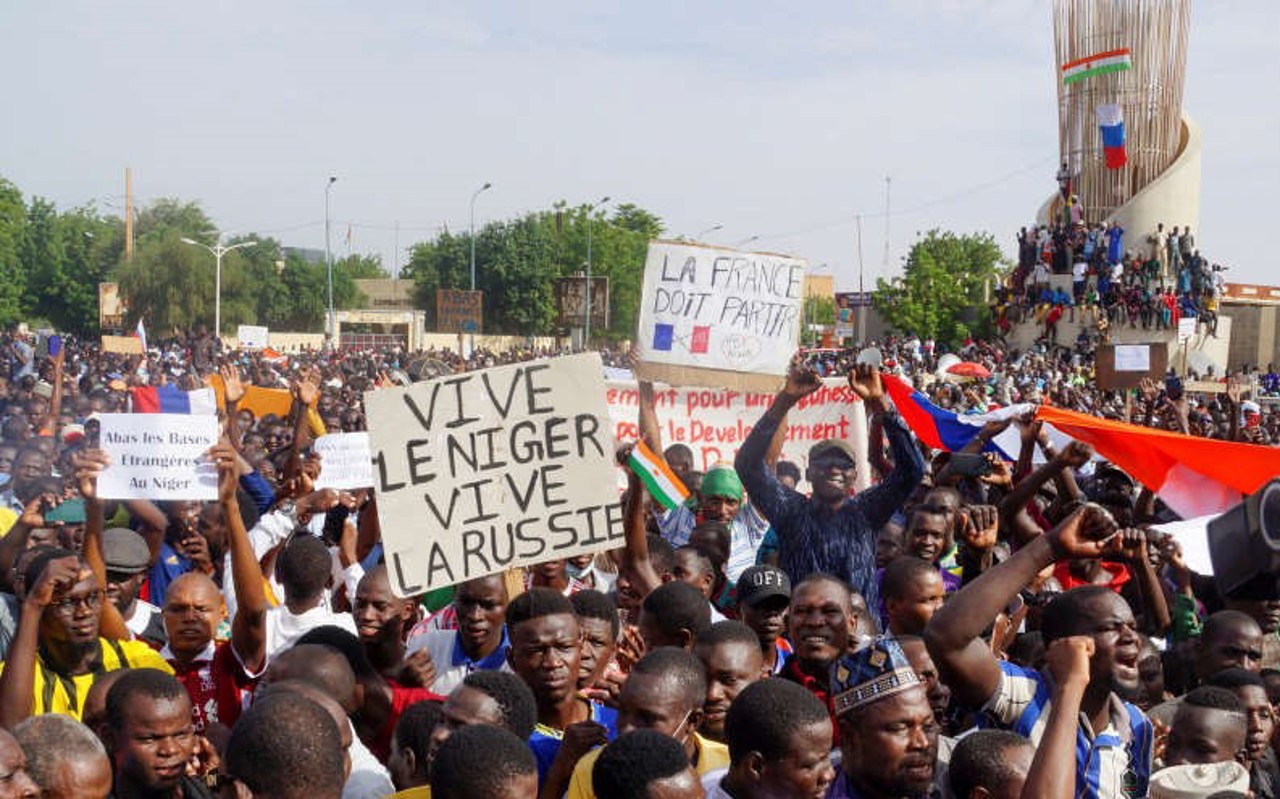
180,237,257,338
734,235,759,248
325,176,337,346
585,196,610,349
696,223,723,240
469,182,492,292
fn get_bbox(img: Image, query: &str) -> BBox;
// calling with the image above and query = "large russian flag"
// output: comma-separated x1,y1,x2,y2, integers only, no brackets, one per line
1096,104,1127,169
882,373,1032,460
131,385,218,415
1035,406,1280,519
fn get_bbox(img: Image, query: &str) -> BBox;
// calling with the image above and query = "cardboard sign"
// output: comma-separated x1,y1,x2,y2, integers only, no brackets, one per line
436,289,483,334
605,379,869,493
635,240,806,392
97,414,218,500
237,324,269,350
365,352,621,597
102,335,144,355
314,432,375,490
1096,343,1169,390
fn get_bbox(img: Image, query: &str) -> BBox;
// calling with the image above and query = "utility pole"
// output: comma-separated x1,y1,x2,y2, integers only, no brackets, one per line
856,214,866,344
325,176,337,346
124,167,134,262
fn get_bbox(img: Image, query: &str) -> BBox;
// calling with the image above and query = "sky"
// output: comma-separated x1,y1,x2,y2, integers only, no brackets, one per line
2,1,1277,288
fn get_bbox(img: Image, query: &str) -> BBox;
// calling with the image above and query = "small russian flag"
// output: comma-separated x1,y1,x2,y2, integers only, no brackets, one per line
134,318,148,351
131,385,218,415
881,373,1032,460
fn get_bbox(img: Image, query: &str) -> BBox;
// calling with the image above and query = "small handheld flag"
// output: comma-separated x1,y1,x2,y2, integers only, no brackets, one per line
1062,48,1132,85
627,440,690,511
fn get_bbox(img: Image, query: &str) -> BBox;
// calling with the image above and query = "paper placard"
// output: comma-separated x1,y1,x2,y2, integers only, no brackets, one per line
97,414,218,500
1177,317,1197,344
1113,345,1150,372
365,352,621,597
238,324,269,350
635,240,806,389
314,432,375,490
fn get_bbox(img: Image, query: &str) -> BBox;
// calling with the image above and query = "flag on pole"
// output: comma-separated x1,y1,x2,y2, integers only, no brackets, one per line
1062,48,1132,85
1096,104,1128,169
134,318,148,351
627,440,690,511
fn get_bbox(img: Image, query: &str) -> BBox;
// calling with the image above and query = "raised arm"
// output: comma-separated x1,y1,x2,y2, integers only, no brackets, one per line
637,380,663,455
733,357,817,524
924,504,1118,707
998,442,1092,546
1023,636,1093,799
212,442,268,672
0,556,83,727
847,365,925,529
72,449,130,641
619,453,663,598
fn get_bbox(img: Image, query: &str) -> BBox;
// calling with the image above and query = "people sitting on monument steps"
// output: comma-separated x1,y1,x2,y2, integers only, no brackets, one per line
0,326,1278,799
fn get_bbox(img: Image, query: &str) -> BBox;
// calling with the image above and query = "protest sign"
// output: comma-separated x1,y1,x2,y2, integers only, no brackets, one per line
605,378,868,493
436,289,483,334
314,432,375,490
1096,343,1168,390
102,335,144,355
1178,316,1197,344
635,240,807,392
237,324,269,350
366,352,621,597
97,414,218,500
555,276,609,329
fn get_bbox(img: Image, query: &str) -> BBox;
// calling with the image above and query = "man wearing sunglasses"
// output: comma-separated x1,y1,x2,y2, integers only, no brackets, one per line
736,360,925,613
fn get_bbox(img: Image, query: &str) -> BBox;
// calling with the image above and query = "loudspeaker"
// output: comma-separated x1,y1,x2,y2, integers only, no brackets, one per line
1209,480,1280,600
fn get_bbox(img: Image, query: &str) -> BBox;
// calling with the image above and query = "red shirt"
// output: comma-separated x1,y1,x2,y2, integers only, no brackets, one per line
167,641,261,732
371,683,444,761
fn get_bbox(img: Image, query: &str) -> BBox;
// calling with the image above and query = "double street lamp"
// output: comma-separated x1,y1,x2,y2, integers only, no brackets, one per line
180,237,257,338
470,182,492,292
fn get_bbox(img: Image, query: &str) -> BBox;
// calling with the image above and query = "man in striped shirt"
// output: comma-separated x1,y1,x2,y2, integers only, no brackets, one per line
925,504,1153,799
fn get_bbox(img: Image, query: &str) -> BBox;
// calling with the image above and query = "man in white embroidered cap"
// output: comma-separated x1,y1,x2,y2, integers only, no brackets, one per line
826,636,939,799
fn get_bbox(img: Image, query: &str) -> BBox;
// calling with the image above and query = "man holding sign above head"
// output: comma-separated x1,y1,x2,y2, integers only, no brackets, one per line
734,357,924,612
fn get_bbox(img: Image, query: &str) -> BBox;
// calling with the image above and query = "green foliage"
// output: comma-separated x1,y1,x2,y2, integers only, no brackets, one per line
402,202,661,338
802,295,836,345
0,179,28,326
336,253,389,280
873,229,1006,348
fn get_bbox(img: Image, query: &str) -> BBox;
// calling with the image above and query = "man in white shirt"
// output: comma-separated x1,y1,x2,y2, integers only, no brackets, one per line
265,533,357,657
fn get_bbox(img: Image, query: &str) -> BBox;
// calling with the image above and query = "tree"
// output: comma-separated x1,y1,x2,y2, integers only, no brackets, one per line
402,202,658,338
0,179,26,326
133,198,217,246
336,253,389,280
873,229,1007,347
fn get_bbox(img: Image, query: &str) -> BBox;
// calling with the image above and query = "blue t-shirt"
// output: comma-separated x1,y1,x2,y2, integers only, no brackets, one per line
147,542,192,607
528,701,619,787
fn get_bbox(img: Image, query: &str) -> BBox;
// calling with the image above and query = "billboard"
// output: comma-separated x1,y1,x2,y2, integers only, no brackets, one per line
555,275,609,329
435,289,483,334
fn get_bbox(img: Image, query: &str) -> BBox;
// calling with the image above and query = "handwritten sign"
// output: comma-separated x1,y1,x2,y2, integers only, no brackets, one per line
238,324,269,350
365,352,621,597
102,335,144,355
97,414,218,500
436,289,483,334
1177,317,1197,344
314,432,375,490
605,379,869,493
636,240,806,391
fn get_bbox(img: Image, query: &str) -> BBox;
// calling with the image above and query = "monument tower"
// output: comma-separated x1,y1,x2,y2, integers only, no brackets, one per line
1041,0,1199,237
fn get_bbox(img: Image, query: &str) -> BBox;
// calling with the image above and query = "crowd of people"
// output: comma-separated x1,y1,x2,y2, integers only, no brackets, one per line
1002,216,1230,346
0,312,1274,799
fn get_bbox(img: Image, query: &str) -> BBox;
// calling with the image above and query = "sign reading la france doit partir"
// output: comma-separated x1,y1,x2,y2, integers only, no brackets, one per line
364,352,622,597
635,241,806,390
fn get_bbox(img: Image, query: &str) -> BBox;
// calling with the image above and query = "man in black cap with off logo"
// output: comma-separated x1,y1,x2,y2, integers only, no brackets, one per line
735,565,792,675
